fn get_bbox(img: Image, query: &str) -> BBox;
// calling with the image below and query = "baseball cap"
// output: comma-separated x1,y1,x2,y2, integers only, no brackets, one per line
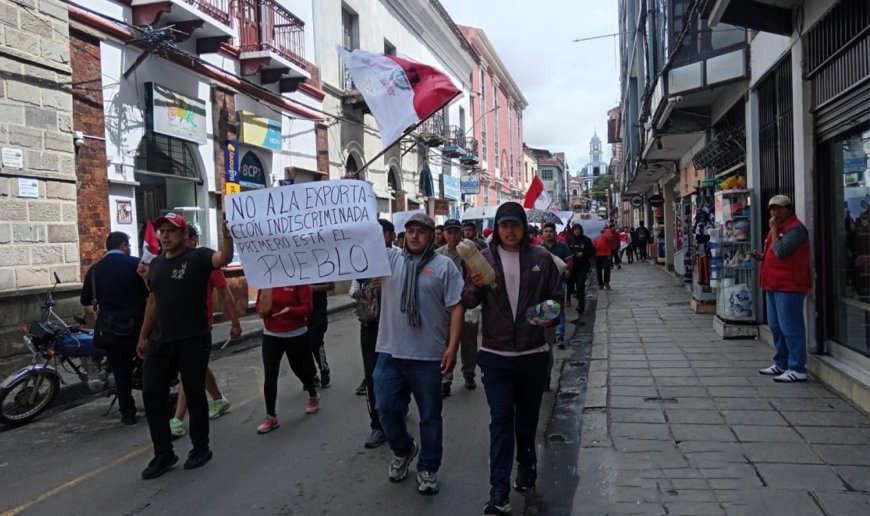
494,201,527,225
768,194,792,208
443,218,462,230
404,212,435,231
154,212,187,229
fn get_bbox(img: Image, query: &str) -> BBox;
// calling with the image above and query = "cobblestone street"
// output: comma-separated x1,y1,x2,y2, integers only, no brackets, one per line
572,262,870,516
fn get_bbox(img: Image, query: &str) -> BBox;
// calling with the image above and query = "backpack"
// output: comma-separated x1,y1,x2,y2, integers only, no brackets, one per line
354,281,380,324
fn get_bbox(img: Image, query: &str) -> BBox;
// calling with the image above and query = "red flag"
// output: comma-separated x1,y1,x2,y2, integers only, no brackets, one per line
140,220,160,264
339,48,461,148
523,176,553,210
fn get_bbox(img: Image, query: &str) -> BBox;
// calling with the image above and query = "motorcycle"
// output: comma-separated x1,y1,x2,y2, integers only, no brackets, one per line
0,273,142,426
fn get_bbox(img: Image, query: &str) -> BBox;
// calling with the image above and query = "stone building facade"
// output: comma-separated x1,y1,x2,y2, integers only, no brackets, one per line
0,0,78,373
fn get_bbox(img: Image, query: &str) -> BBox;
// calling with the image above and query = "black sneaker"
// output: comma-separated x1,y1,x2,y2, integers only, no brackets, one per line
513,468,536,493
364,429,387,449
483,493,512,514
320,372,331,389
464,377,477,390
121,414,137,426
183,447,213,470
141,452,178,480
355,380,367,396
441,382,451,398
311,377,322,389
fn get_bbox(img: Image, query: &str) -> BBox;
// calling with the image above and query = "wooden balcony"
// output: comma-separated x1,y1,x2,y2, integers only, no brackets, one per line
238,0,310,84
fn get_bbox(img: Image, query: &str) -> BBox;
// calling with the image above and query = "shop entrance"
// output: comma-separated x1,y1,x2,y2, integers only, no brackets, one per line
820,123,870,357
133,133,204,246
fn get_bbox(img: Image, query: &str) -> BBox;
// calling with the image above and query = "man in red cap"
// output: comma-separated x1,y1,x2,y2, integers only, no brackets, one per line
136,212,235,480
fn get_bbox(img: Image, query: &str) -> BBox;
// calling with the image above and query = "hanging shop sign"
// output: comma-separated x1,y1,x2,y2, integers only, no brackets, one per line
238,111,282,151
630,194,644,208
442,174,461,200
648,194,665,207
145,82,207,145
225,140,241,195
240,151,267,189
460,172,480,194
432,198,450,216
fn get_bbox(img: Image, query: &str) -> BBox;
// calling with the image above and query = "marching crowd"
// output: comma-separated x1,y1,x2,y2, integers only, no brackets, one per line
79,200,660,514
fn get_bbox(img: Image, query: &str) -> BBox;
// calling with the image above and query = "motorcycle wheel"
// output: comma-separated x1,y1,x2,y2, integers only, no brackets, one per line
0,372,60,426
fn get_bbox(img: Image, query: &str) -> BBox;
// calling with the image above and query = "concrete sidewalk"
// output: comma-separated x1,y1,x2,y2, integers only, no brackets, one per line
573,262,870,515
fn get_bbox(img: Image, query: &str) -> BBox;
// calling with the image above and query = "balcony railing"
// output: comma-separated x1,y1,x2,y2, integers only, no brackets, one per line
418,112,445,147
238,0,307,69
341,62,357,92
185,0,231,26
442,126,466,158
460,137,479,166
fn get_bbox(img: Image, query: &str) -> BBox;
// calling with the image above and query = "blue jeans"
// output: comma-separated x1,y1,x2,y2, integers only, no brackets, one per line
556,281,566,338
374,353,443,473
478,350,548,497
766,291,807,373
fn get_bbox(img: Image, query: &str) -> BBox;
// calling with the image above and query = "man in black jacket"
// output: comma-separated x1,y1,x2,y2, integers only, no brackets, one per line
80,231,149,425
635,221,651,262
567,224,594,314
463,202,563,514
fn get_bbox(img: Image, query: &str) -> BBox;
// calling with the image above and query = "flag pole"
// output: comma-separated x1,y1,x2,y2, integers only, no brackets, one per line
351,91,462,178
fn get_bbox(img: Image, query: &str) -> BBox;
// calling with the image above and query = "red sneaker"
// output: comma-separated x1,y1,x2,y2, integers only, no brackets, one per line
305,395,320,414
256,416,279,434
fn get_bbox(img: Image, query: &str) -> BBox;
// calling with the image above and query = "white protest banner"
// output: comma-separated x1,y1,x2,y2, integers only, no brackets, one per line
227,180,390,289
391,209,425,233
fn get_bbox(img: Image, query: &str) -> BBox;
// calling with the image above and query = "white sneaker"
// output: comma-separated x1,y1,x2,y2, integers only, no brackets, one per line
758,365,784,376
773,370,807,383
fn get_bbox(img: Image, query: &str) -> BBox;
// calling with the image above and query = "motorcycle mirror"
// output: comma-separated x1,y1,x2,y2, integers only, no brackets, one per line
53,272,61,284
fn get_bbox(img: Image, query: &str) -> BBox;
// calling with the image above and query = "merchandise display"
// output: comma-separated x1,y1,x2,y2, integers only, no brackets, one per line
713,188,757,324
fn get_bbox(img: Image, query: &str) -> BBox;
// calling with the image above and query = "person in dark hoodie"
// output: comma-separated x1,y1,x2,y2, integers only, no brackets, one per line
463,202,563,515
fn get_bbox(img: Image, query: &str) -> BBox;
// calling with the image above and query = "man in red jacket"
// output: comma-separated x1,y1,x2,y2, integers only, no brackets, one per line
755,195,811,383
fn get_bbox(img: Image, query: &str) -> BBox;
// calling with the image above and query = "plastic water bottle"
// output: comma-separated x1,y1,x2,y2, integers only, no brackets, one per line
525,300,561,323
456,239,497,288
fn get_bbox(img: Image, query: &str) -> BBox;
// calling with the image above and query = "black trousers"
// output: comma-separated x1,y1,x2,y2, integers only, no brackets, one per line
637,241,648,261
572,266,589,312
595,256,611,287
143,334,211,456
262,333,318,416
308,316,329,376
105,339,138,418
360,322,382,431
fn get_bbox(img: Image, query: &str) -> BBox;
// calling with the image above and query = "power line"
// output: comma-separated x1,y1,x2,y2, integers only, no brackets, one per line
62,0,379,133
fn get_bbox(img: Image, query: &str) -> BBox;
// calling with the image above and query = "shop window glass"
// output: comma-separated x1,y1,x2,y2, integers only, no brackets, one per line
828,126,870,356
135,133,199,179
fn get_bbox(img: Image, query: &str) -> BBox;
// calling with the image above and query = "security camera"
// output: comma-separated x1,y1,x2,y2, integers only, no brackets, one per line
73,131,84,148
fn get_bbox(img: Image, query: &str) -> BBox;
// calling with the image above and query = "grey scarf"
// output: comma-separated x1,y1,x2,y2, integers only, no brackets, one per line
400,233,437,327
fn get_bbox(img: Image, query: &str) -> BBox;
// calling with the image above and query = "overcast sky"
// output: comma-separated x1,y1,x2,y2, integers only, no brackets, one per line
440,0,620,177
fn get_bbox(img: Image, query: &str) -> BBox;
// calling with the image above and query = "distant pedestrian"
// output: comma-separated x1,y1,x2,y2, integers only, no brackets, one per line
350,218,396,449
624,226,635,263
463,221,487,249
137,212,234,480
463,202,562,515
374,213,464,495
435,224,446,248
604,225,620,268
539,222,571,349
81,231,149,426
437,218,480,397
255,283,320,435
635,221,650,262
594,231,612,290
309,282,335,388
756,195,811,383
567,224,594,314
